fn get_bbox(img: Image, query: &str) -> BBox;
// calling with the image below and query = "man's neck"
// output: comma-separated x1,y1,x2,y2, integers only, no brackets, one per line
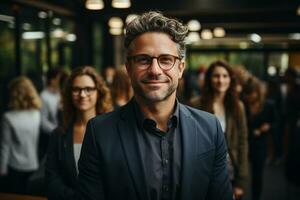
135,95,176,132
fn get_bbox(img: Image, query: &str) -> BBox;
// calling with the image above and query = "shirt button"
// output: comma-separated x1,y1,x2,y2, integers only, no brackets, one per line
165,159,169,164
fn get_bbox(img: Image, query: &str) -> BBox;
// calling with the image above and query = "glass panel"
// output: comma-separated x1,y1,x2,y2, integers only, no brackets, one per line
268,52,289,76
20,7,47,75
0,5,15,79
0,5,15,112
187,52,226,70
50,13,75,71
229,52,265,79
94,22,104,71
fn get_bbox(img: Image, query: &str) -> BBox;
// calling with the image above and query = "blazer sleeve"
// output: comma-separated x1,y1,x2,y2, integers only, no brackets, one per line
46,128,76,200
78,120,106,200
207,117,233,200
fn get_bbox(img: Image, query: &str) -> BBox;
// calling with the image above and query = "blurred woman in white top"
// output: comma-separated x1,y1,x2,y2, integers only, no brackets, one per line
0,76,41,194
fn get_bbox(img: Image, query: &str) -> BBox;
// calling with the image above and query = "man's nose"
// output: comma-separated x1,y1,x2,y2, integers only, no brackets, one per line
148,58,162,74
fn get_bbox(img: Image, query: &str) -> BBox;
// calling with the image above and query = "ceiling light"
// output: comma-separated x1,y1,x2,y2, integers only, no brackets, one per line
267,66,277,76
22,23,31,31
108,17,123,28
38,11,47,19
186,32,200,44
51,28,65,38
201,29,213,40
297,5,300,15
112,0,131,8
0,14,14,23
213,27,225,37
109,28,123,35
187,20,201,31
249,33,261,43
125,14,138,24
22,32,45,40
289,33,300,40
66,33,77,42
86,0,104,10
52,18,61,26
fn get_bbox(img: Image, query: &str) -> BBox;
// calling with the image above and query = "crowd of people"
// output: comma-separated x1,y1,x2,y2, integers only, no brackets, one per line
0,11,300,200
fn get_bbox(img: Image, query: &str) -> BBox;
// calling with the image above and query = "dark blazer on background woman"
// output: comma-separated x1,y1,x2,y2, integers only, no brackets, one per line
46,127,78,200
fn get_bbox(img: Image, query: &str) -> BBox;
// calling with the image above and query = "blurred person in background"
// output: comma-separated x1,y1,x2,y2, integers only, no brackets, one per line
265,75,284,165
197,60,249,200
177,69,201,106
40,67,62,135
233,65,252,97
285,67,300,200
39,68,62,160
57,69,71,126
0,76,41,194
111,67,133,108
102,66,116,89
46,66,112,200
242,77,278,200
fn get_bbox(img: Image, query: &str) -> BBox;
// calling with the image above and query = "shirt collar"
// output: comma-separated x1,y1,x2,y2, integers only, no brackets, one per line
133,98,179,131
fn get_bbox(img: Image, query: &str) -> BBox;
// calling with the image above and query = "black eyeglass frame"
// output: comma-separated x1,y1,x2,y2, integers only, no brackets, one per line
127,54,182,71
71,87,97,95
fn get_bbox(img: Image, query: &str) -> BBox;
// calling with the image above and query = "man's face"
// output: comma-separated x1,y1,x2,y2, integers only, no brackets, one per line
126,32,185,103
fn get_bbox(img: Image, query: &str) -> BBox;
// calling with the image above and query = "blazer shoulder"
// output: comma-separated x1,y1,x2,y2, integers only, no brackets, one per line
89,109,120,127
182,104,217,123
181,104,220,134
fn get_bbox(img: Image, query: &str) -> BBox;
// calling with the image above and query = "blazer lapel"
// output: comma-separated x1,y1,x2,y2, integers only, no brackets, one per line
118,100,149,200
63,127,78,183
179,104,198,199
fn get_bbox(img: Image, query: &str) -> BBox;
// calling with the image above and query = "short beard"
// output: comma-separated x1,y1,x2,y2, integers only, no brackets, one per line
133,82,177,103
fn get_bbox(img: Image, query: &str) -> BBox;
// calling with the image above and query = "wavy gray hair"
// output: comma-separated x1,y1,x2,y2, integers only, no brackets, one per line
124,11,188,58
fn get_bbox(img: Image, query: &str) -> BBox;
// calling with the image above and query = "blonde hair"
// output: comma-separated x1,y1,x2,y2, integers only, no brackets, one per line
8,76,42,110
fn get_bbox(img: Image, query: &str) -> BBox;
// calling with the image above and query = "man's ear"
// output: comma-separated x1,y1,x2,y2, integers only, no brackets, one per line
178,61,186,79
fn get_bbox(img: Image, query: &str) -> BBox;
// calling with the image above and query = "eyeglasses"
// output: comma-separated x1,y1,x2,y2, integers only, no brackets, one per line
127,54,182,71
71,87,97,95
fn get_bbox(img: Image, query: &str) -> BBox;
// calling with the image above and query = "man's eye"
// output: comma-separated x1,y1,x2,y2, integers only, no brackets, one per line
135,56,151,64
159,56,173,65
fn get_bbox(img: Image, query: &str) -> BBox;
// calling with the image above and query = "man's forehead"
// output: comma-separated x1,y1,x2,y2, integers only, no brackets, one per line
129,32,178,54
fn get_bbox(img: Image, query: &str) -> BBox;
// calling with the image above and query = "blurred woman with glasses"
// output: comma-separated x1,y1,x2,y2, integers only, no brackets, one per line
46,66,112,200
197,60,249,200
0,76,41,194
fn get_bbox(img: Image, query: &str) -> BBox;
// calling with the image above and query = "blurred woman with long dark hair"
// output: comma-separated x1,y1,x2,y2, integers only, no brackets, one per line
198,60,249,199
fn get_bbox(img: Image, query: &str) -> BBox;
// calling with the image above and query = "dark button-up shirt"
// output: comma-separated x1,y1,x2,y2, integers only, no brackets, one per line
134,100,182,200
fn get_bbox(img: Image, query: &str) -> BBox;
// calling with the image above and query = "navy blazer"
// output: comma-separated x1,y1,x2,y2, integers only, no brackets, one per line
46,127,78,200
78,100,233,200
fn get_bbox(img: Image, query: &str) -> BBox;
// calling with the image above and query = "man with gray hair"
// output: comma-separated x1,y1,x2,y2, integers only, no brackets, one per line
78,11,233,200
